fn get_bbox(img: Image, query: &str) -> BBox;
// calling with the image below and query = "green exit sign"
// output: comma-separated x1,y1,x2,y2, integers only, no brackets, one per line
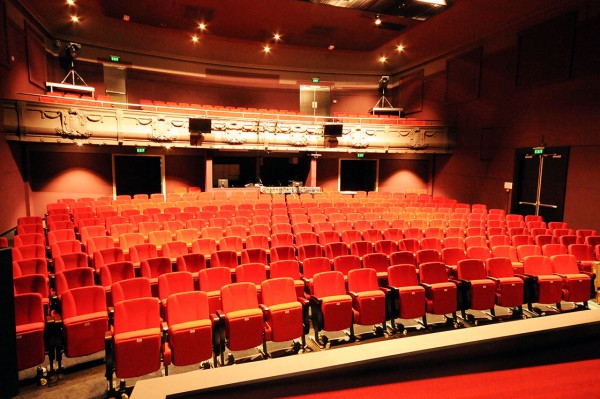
357,153,365,158
109,55,121,62
136,147,146,153
312,77,320,83
533,147,544,155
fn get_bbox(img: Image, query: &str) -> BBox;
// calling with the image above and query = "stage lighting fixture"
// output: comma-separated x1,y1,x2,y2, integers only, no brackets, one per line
379,76,389,91
67,42,81,59
375,15,382,26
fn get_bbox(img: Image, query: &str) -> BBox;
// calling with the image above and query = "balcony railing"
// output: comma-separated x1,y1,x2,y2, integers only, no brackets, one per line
2,96,452,154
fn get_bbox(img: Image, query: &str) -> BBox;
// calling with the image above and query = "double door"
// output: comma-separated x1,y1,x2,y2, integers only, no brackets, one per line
511,147,569,222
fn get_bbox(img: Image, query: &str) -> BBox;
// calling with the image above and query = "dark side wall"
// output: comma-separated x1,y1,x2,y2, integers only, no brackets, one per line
401,10,600,231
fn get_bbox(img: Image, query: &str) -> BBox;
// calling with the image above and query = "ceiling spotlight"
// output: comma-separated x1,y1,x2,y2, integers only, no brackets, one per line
396,44,404,52
263,45,271,53
417,0,447,5
66,0,75,5
123,14,130,22
375,15,382,26
191,35,199,43
379,55,387,63
198,22,207,31
328,44,335,51
70,15,79,22
273,33,281,41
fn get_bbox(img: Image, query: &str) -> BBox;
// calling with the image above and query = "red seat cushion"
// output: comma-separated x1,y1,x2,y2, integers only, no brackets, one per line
63,312,108,357
265,302,303,342
425,282,457,315
494,277,524,308
114,328,161,378
169,320,212,366
469,279,496,310
320,295,353,331
397,286,426,319
225,308,264,351
352,290,386,326
536,275,563,304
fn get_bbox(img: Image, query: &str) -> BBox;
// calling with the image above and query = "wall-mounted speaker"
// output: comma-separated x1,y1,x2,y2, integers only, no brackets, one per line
189,118,212,133
323,123,343,137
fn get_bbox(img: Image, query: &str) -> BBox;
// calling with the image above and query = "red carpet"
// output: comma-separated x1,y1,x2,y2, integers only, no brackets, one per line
281,359,600,399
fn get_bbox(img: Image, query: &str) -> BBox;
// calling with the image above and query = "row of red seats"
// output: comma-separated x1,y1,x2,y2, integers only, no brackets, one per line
39,92,112,107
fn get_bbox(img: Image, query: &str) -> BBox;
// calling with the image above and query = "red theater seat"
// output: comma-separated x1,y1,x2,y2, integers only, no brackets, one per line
456,259,496,324
218,282,267,363
419,262,458,327
261,277,308,352
309,271,354,348
347,268,387,337
14,293,46,372
550,254,593,307
166,291,215,367
485,257,525,315
385,264,427,331
105,297,170,391
522,255,563,313
60,286,108,360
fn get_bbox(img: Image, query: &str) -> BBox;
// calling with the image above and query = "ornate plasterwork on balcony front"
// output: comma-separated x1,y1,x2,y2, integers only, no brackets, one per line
2,100,452,154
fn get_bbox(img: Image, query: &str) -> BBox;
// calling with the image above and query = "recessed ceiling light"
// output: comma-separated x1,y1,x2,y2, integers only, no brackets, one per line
379,56,387,63
375,15,382,26
273,33,281,41
417,0,447,5
328,44,335,51
123,14,130,22
191,35,199,43
263,45,271,53
66,0,75,5
396,44,404,52
70,15,79,22
198,22,207,31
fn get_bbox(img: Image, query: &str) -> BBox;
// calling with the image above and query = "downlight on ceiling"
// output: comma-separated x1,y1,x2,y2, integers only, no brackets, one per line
417,0,447,5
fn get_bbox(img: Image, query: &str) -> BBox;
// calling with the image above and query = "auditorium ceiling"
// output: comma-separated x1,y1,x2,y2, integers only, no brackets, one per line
15,0,584,73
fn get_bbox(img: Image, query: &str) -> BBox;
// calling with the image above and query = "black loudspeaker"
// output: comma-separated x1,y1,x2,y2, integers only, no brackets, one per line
323,123,343,137
0,248,19,397
189,118,212,133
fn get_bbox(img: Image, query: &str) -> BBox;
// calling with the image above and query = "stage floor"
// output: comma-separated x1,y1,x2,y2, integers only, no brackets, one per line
131,308,600,399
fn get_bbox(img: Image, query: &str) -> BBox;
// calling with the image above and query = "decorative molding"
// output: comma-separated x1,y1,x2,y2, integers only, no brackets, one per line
147,115,177,142
3,99,451,154
56,108,92,138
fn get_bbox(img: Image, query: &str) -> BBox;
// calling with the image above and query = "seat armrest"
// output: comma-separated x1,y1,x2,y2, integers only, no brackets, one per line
487,276,500,282
347,291,359,299
309,295,323,306
553,273,567,278
259,303,270,318
419,282,432,289
297,297,310,306
515,273,535,280
301,276,311,285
